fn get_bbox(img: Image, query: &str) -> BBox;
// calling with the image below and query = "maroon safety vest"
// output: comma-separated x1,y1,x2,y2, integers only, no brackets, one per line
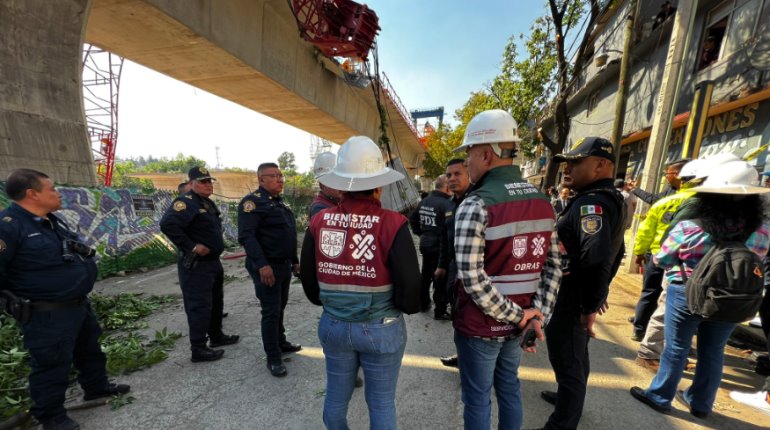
309,195,406,293
454,166,555,338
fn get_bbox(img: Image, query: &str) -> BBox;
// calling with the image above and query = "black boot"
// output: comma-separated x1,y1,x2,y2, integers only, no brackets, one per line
279,342,302,353
209,334,240,348
191,346,224,362
83,382,131,401
40,414,80,430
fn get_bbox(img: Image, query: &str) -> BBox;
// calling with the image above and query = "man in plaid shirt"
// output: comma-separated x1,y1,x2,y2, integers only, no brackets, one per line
452,109,562,430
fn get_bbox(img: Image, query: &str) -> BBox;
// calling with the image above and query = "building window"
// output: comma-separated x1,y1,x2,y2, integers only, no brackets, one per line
587,91,600,116
697,0,764,71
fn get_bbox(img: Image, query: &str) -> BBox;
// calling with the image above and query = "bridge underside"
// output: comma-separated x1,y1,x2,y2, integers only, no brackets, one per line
0,0,423,186
86,0,424,170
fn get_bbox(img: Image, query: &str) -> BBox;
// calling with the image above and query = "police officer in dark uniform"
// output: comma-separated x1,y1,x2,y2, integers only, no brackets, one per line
409,175,452,315
435,158,470,366
534,137,625,430
238,162,300,377
160,166,239,363
0,169,129,430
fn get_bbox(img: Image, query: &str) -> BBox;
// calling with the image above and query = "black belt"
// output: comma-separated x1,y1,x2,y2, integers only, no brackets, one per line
31,297,87,312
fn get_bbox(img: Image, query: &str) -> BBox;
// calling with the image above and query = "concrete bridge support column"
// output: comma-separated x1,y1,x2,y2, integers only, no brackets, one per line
0,0,97,186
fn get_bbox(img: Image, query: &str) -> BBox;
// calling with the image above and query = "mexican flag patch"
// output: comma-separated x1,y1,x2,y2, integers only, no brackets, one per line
580,205,603,216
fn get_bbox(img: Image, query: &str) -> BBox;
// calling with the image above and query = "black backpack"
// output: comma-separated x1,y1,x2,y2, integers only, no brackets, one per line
682,234,765,323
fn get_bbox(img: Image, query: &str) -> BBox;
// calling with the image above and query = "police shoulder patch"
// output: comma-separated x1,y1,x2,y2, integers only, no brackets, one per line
243,200,256,213
173,201,187,212
2,216,11,222
581,214,602,235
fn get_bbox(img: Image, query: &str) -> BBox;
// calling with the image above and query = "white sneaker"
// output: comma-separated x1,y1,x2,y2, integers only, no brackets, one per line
749,315,762,328
730,390,770,416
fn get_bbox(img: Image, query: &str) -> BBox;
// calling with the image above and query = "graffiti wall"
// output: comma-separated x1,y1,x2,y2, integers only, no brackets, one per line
0,185,239,278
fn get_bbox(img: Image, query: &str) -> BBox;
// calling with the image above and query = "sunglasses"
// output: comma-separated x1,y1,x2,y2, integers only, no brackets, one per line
196,178,213,184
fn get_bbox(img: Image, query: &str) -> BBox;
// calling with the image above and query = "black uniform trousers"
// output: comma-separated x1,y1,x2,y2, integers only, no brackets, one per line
178,258,224,348
420,248,440,311
248,261,291,365
760,285,770,392
544,315,590,430
22,302,109,420
632,252,664,336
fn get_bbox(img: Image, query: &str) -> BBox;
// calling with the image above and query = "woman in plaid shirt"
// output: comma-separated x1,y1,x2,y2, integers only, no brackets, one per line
631,160,770,419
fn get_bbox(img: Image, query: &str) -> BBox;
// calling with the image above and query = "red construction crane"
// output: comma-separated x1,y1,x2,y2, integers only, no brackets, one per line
289,0,380,60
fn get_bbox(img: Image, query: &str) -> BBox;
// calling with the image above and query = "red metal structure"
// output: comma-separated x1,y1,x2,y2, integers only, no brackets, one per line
82,44,123,187
290,0,380,59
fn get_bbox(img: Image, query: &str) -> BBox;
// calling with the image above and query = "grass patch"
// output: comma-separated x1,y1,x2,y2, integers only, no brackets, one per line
0,293,180,420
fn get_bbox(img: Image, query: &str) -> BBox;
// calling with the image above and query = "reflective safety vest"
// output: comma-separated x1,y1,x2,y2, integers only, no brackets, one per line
309,195,406,319
454,166,555,338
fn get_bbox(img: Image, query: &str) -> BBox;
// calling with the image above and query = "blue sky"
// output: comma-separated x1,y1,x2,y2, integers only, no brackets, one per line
116,1,545,172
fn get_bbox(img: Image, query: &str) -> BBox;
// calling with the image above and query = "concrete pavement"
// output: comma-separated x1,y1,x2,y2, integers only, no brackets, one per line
62,256,769,429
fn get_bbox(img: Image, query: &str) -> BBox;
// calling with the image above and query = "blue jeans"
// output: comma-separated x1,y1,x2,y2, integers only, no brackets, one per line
644,283,737,413
454,332,523,430
319,312,407,430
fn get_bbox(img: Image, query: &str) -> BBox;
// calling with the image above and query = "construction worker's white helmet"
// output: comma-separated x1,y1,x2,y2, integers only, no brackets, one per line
694,160,770,195
319,136,404,191
679,153,741,187
313,151,336,179
454,109,521,157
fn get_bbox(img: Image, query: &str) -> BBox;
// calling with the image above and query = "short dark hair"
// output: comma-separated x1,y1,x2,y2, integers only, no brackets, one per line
5,169,49,201
446,158,466,168
257,163,279,176
614,179,626,188
666,158,691,171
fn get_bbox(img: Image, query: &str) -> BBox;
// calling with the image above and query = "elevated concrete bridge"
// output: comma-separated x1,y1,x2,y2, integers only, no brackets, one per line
0,0,424,186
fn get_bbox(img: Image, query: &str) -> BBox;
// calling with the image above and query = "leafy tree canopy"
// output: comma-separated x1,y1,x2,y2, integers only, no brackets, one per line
278,151,298,176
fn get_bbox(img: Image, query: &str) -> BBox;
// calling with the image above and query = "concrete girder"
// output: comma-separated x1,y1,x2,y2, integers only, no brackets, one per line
85,0,424,170
0,0,98,186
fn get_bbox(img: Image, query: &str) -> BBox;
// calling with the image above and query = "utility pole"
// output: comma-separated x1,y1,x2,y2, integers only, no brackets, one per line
612,0,637,175
624,0,699,272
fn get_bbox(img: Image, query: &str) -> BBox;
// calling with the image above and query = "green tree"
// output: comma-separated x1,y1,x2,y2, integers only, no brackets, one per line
488,15,558,158
110,161,155,192
422,91,498,178
538,0,600,187
142,153,208,174
278,151,297,176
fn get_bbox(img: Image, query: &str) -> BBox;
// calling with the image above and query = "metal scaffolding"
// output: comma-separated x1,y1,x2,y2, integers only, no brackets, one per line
82,44,124,187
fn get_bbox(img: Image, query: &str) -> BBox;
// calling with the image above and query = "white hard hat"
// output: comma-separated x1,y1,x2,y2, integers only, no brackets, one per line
319,136,405,191
313,151,336,179
679,153,741,185
694,160,770,195
454,109,521,156
677,159,704,180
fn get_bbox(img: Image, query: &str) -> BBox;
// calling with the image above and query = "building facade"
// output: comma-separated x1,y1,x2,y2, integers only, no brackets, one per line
528,0,770,188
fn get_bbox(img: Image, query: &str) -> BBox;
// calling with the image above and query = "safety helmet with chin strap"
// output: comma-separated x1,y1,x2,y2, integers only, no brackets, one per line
453,109,521,158
318,136,404,192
